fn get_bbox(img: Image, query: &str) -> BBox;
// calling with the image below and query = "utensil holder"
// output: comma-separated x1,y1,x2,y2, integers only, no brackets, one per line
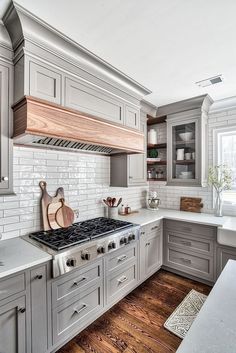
108,207,118,219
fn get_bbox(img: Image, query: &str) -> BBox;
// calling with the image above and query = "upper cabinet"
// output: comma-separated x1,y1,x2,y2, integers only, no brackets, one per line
0,24,13,195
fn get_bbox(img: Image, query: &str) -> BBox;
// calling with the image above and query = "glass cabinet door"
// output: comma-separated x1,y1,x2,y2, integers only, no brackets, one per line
172,121,196,181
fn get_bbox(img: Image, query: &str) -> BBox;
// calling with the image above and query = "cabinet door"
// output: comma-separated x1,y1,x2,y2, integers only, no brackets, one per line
125,104,140,129
65,77,124,124
145,232,162,276
30,265,48,353
0,64,13,194
128,113,147,185
216,246,236,278
29,61,61,104
0,296,26,353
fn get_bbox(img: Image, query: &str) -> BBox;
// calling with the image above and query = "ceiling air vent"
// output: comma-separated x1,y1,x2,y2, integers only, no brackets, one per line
196,75,223,88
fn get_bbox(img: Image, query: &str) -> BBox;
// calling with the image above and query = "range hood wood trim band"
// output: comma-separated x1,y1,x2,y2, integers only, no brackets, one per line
12,96,145,154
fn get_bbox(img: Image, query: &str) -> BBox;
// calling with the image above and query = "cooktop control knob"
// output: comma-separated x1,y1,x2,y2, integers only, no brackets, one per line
97,246,105,254
81,253,91,261
124,237,129,244
108,241,116,250
128,233,135,241
66,258,76,267
120,237,125,245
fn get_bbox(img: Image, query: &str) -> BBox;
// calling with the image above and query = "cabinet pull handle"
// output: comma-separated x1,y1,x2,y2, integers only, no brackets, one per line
118,255,128,262
2,176,8,181
179,257,192,264
18,308,26,314
140,231,145,235
145,242,150,246
118,275,128,284
74,303,87,315
151,225,159,230
35,274,43,280
129,176,133,179
181,241,192,246
73,277,87,286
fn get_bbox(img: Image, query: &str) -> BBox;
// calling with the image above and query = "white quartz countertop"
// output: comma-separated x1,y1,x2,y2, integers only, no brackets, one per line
0,237,52,279
176,259,236,353
116,208,234,229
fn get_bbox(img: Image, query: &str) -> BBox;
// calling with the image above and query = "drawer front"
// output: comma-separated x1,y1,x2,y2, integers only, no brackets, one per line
107,244,136,272
0,273,25,301
165,220,216,238
65,77,124,124
107,261,137,304
29,61,61,104
166,231,213,256
165,247,214,281
52,284,103,343
52,260,102,308
216,246,236,278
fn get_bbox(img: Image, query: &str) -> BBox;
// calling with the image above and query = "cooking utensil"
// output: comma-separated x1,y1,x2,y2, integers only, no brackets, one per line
106,197,112,207
56,198,74,228
47,201,62,230
116,198,122,208
103,199,109,207
39,181,64,230
112,198,116,207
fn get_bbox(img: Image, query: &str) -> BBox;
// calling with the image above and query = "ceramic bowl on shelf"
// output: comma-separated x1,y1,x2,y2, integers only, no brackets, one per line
179,132,193,142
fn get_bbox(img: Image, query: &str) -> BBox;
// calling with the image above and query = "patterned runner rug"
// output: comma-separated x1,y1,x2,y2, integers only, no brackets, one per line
164,289,207,339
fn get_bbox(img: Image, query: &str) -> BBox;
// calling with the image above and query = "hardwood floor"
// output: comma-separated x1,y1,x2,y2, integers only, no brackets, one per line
57,270,211,353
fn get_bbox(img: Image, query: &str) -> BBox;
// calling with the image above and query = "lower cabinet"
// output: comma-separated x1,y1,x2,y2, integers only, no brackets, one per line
216,245,236,278
140,221,162,282
0,296,26,353
163,220,215,283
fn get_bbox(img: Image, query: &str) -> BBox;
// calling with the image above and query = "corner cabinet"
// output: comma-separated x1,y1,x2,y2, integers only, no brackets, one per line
166,96,212,187
0,63,13,194
110,112,147,187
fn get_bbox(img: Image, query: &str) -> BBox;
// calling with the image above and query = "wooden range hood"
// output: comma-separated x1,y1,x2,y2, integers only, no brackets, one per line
12,96,144,155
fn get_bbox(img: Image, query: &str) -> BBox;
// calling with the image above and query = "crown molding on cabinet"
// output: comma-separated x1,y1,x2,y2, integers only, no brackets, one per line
210,96,236,114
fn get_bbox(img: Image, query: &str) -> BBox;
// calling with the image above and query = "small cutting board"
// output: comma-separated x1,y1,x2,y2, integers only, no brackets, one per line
47,201,63,230
180,197,203,213
55,198,74,228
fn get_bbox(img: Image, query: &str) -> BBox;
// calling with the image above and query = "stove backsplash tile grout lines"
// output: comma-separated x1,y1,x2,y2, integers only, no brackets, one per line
0,106,236,240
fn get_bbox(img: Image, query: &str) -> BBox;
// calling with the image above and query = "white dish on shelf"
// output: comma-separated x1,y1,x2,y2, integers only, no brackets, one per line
179,174,193,179
179,132,193,142
147,158,161,162
181,171,193,176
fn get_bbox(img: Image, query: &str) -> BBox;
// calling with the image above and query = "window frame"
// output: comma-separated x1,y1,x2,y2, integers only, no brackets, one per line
213,125,236,216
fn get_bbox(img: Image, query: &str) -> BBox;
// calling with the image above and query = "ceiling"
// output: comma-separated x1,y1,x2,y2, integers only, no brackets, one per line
1,0,236,106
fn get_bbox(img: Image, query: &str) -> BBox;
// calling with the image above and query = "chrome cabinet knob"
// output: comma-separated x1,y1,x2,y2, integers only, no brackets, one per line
2,176,8,181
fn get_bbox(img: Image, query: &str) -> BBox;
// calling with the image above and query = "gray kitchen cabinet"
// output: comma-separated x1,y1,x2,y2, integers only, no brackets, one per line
65,76,124,125
0,296,26,353
110,112,147,187
166,95,212,186
30,264,48,353
125,104,140,129
140,221,162,282
216,245,236,278
0,62,13,194
28,60,62,104
163,220,216,283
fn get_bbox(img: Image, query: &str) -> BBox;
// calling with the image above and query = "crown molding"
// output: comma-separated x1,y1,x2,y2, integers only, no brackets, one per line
210,96,236,114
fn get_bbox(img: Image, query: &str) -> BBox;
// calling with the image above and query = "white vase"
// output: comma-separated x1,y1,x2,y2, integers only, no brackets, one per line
215,191,223,217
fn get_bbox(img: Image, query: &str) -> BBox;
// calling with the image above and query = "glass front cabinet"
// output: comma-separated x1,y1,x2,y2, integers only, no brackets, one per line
167,108,208,186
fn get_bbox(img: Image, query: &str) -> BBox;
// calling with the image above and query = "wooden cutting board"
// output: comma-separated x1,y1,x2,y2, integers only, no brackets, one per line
55,198,74,228
47,201,63,230
180,197,203,213
39,181,64,230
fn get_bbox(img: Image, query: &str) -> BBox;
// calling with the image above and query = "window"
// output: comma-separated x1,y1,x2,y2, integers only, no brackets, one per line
215,127,236,214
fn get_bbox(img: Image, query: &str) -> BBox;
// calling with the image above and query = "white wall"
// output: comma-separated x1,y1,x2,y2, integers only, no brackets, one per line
149,105,236,214
0,147,148,240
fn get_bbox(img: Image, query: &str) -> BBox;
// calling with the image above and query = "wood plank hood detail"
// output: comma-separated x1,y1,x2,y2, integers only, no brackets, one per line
12,96,145,154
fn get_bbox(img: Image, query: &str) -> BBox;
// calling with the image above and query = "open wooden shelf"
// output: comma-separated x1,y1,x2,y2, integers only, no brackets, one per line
147,143,167,149
147,115,167,125
147,160,167,165
148,178,167,181
174,160,195,165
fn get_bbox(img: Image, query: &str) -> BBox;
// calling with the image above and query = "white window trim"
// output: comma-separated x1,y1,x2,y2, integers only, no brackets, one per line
213,125,236,216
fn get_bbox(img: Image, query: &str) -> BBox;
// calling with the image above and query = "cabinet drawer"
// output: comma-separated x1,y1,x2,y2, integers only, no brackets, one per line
165,247,214,281
29,61,61,104
107,261,137,304
0,273,25,301
65,77,124,124
52,260,102,308
165,220,216,238
52,284,103,343
107,244,136,272
166,231,213,256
